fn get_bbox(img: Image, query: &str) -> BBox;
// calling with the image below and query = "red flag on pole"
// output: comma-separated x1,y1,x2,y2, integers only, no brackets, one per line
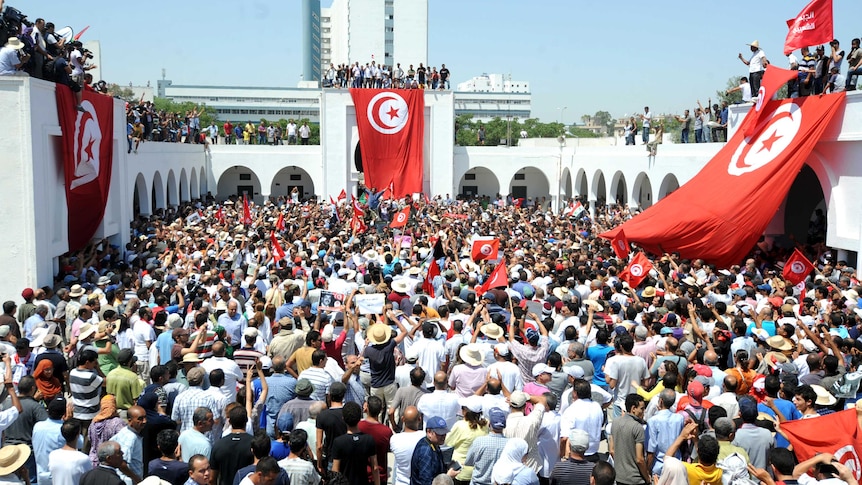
329,197,342,222
782,248,815,285
611,229,630,260
784,0,833,55
73,25,90,41
599,94,845,267
242,194,253,225
55,84,115,251
743,66,799,138
471,238,500,262
513,198,524,208
781,409,862,480
350,213,367,234
338,189,347,201
423,259,440,297
477,259,508,294
215,207,225,223
352,198,365,216
619,253,654,288
350,89,425,197
390,206,411,228
270,232,285,263
275,213,285,232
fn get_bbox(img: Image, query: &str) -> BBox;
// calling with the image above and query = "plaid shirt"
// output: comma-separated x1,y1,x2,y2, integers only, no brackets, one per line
464,433,508,485
410,437,444,485
171,386,220,433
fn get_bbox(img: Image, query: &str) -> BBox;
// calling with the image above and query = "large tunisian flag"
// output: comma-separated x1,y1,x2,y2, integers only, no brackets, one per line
56,85,114,251
600,93,844,267
350,89,424,198
782,409,862,480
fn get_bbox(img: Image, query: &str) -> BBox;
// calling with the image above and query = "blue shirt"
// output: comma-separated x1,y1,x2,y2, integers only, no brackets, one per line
216,313,246,347
33,418,64,485
646,408,685,474
746,321,777,337
587,344,613,386
264,373,297,437
758,399,802,448
274,303,295,323
155,330,175,365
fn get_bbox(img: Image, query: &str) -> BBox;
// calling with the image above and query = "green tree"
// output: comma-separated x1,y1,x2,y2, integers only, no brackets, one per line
593,111,614,136
567,127,599,138
107,83,137,103
152,97,218,127
717,77,744,105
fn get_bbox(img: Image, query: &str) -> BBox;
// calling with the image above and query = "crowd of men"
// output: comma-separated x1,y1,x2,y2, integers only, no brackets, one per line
322,62,451,91
0,188,858,485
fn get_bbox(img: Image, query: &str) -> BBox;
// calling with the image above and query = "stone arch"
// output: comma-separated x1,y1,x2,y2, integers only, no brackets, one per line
609,171,627,205
509,167,551,208
217,165,262,200
133,173,150,216
782,164,826,244
561,168,573,201
632,172,653,209
199,166,207,198
658,173,680,200
591,170,606,205
575,168,588,200
458,167,500,198
179,168,190,203
270,166,316,200
166,170,178,207
151,171,166,212
190,167,200,200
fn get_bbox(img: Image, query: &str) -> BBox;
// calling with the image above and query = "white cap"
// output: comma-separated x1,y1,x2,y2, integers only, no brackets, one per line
494,343,510,356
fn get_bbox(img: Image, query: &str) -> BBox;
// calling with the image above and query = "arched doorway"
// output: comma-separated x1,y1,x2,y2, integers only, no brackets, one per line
561,168,573,201
592,171,607,206
180,168,190,202
632,172,653,209
509,167,551,208
458,167,500,198
190,168,199,200
354,143,363,173
166,170,178,207
610,171,627,205
133,173,149,216
217,166,262,201
575,169,588,200
199,166,207,198
784,165,826,244
270,166,316,200
658,174,680,200
151,171,166,212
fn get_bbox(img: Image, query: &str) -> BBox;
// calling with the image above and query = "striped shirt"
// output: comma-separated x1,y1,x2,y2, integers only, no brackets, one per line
298,367,334,402
171,387,221,433
233,348,263,373
70,367,104,420
189,330,216,359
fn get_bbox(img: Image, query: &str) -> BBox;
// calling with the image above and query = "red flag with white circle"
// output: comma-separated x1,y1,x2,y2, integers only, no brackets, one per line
270,232,285,263
611,229,630,260
350,89,425,198
620,253,653,288
471,238,500,262
390,206,411,228
782,248,815,286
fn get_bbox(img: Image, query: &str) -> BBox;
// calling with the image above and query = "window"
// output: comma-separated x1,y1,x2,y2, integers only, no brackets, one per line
239,174,251,181
514,173,525,180
465,173,476,180
289,174,302,181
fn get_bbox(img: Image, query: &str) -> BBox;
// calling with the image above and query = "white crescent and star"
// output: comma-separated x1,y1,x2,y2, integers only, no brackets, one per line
790,261,806,274
367,92,410,135
480,243,493,255
728,101,802,176
70,100,101,190
630,264,644,277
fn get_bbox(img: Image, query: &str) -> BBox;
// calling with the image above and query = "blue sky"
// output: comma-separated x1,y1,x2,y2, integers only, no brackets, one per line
22,0,862,121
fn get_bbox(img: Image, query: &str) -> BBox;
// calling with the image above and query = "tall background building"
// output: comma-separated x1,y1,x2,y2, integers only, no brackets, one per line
313,0,428,81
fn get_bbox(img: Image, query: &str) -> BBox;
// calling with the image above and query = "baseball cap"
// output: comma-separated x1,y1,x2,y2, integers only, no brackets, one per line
458,395,483,414
117,348,137,366
243,327,259,339
488,407,507,430
739,396,758,421
509,391,529,408
531,363,552,377
687,380,704,406
566,365,585,379
569,429,590,449
494,343,510,356
426,416,449,435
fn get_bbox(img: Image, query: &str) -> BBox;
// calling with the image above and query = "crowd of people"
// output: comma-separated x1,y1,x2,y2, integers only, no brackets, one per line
322,62,451,91
0,187,856,485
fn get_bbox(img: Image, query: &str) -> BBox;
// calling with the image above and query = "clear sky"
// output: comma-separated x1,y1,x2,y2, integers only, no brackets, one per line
20,0,862,122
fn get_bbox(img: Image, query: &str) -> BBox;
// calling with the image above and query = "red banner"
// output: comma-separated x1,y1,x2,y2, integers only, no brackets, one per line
338,189,347,201
783,248,815,285
423,259,440,298
785,0,833,55
620,253,653,288
270,232,285,263
56,85,114,251
350,89,424,197
782,409,862,480
275,213,285,232
472,238,500,262
242,194,253,225
600,94,845,267
611,229,630,261
390,206,411,228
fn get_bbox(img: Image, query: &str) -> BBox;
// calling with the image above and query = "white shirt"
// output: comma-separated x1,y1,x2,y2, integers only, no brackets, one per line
390,430,425,485
48,449,92,485
417,390,460,429
537,411,561,478
487,361,524,392
200,356,243,402
560,398,604,456
749,49,768,73
132,320,155,362
299,125,310,138
70,49,84,76
406,337,445,388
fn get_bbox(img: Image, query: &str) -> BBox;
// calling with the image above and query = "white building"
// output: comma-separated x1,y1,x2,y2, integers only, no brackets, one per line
457,73,530,94
3,76,862,303
320,0,428,73
454,73,532,122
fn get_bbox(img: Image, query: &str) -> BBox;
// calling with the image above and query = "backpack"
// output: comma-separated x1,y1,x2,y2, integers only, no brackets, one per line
684,408,708,433
42,58,57,82
832,371,862,399
727,367,756,395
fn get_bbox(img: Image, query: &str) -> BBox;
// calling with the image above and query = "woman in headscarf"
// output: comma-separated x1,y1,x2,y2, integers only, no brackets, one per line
491,438,537,485
88,395,127,467
655,456,689,485
33,359,61,403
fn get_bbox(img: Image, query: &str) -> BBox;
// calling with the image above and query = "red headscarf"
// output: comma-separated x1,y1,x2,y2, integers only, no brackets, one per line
33,359,62,401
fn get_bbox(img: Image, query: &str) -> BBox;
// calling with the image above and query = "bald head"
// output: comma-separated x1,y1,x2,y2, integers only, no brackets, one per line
212,341,226,357
271,355,286,373
487,378,502,395
402,406,421,431
433,371,448,390
704,350,719,366
665,337,679,351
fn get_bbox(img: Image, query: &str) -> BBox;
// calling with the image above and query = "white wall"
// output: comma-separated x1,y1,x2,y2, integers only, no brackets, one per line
394,0,428,66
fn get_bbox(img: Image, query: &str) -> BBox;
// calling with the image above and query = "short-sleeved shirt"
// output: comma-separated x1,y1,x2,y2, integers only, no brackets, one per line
178,429,211,462
357,420,393,482
316,407,347,462
147,458,188,485
106,367,144,410
331,432,376,485
364,339,397,388
605,354,650,409
211,433,254,485
70,367,104,420
683,461,722,485
610,413,646,484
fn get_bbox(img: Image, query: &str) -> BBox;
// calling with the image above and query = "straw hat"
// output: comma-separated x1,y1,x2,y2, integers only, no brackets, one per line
367,323,392,345
391,280,411,293
0,444,30,475
181,353,203,364
69,284,85,298
766,335,792,352
78,323,97,341
480,324,504,340
811,385,837,406
747,40,760,48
